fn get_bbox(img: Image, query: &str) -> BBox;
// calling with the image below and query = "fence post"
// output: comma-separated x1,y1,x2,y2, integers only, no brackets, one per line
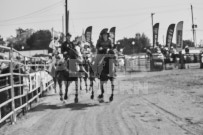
18,55,23,112
9,46,16,124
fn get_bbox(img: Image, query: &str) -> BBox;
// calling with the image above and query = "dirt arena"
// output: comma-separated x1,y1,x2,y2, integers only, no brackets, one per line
0,69,203,135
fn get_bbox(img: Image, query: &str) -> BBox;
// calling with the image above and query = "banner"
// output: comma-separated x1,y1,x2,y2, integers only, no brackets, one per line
153,23,159,47
85,26,92,43
176,21,184,49
166,24,175,48
109,27,116,44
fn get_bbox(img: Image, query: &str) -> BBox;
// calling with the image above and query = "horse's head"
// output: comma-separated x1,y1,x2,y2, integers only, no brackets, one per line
55,59,67,71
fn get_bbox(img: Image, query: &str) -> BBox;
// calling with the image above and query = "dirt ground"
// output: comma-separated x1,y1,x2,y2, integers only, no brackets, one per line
0,69,203,135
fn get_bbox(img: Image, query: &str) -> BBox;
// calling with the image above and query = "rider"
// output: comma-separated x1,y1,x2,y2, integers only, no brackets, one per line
61,33,88,76
81,42,92,62
61,33,74,58
92,30,115,77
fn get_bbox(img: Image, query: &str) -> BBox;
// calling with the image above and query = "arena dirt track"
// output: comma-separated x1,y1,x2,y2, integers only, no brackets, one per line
0,69,203,135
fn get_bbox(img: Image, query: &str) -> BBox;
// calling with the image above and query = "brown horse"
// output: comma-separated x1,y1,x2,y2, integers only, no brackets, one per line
48,48,85,103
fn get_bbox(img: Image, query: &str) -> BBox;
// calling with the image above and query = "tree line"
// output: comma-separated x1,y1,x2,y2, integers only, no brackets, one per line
0,28,196,53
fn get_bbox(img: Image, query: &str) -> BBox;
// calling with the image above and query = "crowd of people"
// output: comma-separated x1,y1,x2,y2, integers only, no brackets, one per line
144,45,196,64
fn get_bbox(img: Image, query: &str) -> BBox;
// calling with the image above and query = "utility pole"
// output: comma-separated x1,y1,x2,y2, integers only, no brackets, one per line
151,13,155,47
191,5,197,47
62,15,64,34
65,0,69,34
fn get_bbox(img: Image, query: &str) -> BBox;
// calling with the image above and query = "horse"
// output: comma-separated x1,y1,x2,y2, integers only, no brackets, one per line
78,55,96,99
48,48,84,103
79,56,91,92
95,50,117,102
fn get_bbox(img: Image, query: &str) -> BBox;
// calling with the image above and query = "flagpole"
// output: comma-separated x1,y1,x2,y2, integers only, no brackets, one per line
65,0,69,34
62,15,64,35
191,5,196,47
151,13,155,48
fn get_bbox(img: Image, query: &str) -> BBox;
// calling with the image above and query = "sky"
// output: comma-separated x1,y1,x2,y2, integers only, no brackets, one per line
0,0,203,45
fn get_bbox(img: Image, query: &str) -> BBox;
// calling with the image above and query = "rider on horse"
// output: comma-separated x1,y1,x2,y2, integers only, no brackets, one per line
61,33,88,76
92,29,116,78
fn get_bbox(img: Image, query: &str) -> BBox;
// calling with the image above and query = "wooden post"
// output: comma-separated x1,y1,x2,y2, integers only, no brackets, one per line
9,45,16,124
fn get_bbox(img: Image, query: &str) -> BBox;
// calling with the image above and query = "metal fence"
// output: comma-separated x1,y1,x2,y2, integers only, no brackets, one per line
0,45,53,125
125,54,151,72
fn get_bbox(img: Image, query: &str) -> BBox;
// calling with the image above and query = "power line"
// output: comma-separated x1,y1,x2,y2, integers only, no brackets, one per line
0,19,61,26
0,1,63,23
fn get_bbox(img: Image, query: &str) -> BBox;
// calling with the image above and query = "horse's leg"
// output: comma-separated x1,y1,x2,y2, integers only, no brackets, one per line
84,77,88,92
54,77,57,93
58,79,63,101
79,77,82,91
98,80,104,102
109,78,115,102
90,79,94,99
74,79,79,103
64,81,71,100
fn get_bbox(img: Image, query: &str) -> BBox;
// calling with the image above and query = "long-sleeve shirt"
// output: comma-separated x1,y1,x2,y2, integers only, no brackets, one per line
61,41,74,55
96,39,112,54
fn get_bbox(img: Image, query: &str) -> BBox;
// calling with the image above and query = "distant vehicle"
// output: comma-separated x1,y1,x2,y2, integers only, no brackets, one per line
151,53,164,71
181,48,202,69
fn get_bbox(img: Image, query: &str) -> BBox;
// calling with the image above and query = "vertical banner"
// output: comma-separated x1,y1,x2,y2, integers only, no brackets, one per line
166,24,175,48
85,26,92,43
176,21,184,49
109,27,116,44
153,23,159,47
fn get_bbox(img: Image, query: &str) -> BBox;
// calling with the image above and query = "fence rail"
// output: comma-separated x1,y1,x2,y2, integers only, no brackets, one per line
0,45,53,125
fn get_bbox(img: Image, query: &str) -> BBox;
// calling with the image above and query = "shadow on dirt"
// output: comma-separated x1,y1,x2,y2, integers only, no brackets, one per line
30,102,100,112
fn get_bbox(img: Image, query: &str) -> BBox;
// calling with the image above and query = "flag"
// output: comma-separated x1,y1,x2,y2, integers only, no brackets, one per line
109,27,116,44
153,23,159,47
85,26,92,43
176,21,184,49
166,24,175,48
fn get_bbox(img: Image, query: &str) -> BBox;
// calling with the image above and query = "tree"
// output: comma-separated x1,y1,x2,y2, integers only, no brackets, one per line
183,40,195,48
116,33,150,55
26,30,52,50
0,35,5,45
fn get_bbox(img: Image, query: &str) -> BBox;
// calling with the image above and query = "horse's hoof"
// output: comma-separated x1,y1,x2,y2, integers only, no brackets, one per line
109,96,113,102
74,98,78,103
60,97,63,101
64,95,68,100
98,98,104,103
98,94,103,99
90,95,94,100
